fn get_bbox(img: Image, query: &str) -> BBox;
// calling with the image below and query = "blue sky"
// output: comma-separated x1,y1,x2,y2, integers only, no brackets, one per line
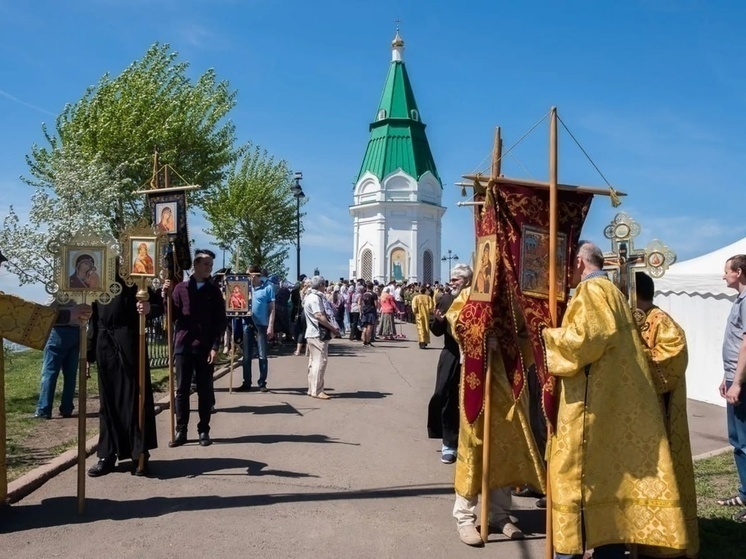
1,0,745,301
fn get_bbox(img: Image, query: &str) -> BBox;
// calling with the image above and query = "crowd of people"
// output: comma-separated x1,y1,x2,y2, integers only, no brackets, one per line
12,240,746,558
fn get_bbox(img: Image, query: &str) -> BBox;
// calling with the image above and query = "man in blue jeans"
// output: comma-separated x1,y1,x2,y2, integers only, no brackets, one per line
34,303,81,419
717,254,746,523
237,266,275,392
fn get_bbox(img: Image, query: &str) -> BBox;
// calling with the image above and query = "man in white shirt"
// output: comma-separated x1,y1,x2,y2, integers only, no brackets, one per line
304,275,339,399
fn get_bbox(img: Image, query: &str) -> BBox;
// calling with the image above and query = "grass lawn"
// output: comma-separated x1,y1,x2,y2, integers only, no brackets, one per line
695,452,746,559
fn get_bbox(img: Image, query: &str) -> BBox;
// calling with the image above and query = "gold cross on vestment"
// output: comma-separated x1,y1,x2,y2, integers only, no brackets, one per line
602,212,676,322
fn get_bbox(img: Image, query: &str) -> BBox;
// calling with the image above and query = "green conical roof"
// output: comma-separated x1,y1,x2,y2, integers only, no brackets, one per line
356,34,441,185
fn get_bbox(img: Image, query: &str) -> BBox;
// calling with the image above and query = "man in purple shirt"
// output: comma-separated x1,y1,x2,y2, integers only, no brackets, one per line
167,249,227,447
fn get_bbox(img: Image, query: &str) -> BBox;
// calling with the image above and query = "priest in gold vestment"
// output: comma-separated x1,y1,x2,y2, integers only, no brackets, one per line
542,242,688,559
411,287,434,349
635,272,698,559
450,284,546,546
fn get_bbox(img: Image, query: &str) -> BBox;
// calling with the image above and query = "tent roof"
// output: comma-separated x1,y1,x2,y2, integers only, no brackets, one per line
656,236,746,296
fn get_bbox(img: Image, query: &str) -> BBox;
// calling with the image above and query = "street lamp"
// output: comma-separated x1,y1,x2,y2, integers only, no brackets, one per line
441,249,459,279
290,171,305,281
218,241,231,269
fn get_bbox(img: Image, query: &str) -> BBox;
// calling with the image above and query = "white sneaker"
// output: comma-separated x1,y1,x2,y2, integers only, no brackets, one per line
457,524,484,547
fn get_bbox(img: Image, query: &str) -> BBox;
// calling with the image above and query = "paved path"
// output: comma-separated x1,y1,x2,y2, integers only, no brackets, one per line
0,322,729,558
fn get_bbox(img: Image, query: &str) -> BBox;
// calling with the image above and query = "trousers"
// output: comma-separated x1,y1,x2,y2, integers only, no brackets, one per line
307,337,329,396
453,488,511,526
36,326,80,417
175,351,214,434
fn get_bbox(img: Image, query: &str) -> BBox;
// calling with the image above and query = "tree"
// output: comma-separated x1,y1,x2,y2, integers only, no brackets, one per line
25,42,237,232
4,42,237,287
0,144,129,286
200,143,303,277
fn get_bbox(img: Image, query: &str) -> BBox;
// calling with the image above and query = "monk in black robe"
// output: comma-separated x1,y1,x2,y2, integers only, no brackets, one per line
87,278,163,476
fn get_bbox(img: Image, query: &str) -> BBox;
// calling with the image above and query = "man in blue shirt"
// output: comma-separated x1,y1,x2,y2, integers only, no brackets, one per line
237,266,275,392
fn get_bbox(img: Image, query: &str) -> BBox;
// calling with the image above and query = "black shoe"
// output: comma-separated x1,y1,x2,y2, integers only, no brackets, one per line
259,385,269,393
60,410,73,418
512,485,544,498
234,384,252,392
535,497,547,509
199,432,212,447
88,455,116,477
169,430,188,448
33,412,51,420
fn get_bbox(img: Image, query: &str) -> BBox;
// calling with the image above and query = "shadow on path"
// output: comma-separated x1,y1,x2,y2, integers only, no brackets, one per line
0,483,455,533
151,456,318,480
209,433,359,446
215,403,303,416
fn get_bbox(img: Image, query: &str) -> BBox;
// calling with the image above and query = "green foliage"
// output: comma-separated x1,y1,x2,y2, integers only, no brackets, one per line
199,142,303,277
1,147,128,285
26,43,237,198
6,42,238,287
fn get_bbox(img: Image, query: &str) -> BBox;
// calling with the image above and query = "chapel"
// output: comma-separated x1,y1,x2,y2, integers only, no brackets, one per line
348,30,445,283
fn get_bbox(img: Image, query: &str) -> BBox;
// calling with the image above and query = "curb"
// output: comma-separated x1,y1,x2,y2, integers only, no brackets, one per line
692,445,732,462
6,362,235,505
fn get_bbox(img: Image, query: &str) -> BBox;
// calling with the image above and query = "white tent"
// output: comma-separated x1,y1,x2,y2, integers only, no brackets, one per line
654,237,746,406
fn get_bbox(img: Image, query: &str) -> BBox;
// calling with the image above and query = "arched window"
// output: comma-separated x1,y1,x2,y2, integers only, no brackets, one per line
423,250,433,284
410,109,419,121
377,109,387,121
361,249,373,281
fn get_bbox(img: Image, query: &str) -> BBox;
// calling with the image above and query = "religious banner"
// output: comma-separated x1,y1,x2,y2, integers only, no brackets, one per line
47,226,120,513
456,180,592,426
225,274,252,317
494,182,592,428
48,228,121,306
147,191,191,278
455,180,497,424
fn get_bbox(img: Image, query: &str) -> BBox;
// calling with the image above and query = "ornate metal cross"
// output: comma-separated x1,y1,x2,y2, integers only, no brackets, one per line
602,212,676,321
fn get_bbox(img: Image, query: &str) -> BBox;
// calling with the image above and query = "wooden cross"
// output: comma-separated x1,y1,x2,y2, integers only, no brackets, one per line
602,211,676,321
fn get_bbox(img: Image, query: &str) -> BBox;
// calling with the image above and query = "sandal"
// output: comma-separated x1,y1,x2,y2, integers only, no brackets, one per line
733,508,746,523
717,495,745,506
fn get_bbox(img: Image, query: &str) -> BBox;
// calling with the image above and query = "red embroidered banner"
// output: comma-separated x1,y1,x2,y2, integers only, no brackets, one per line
456,180,592,426
455,185,497,424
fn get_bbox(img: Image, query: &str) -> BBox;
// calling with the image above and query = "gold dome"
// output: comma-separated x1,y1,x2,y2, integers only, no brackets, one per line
392,30,404,48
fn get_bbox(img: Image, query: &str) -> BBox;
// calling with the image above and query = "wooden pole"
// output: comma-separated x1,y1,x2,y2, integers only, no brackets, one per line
136,285,149,473
166,266,175,445
229,338,235,394
479,127,502,543
480,355,494,542
545,107,558,559
76,307,89,514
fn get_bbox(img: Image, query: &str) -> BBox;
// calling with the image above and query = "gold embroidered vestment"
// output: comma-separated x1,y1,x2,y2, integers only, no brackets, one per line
450,287,546,498
542,278,688,555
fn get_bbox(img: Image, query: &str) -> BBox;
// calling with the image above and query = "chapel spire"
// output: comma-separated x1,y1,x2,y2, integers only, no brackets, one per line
355,31,441,184
392,29,404,62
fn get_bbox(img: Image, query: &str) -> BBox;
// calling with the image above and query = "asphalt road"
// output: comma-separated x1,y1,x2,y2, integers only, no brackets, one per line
0,322,729,558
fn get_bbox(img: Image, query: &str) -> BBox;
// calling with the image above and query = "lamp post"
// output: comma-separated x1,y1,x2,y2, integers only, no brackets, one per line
441,249,459,279
218,242,231,269
290,171,305,281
